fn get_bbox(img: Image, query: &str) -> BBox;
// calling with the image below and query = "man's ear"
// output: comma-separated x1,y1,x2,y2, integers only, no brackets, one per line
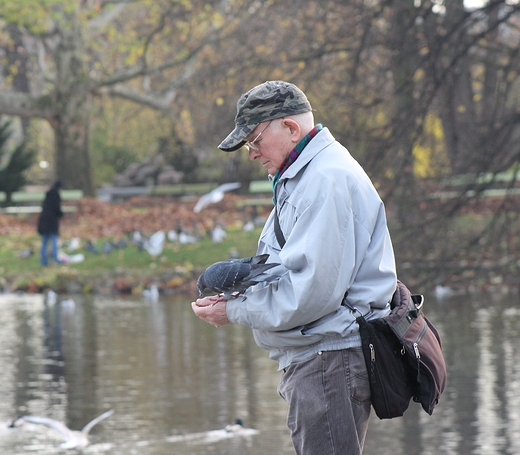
281,118,302,142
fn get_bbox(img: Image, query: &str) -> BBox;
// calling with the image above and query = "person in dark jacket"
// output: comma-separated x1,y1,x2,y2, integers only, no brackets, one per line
37,180,64,266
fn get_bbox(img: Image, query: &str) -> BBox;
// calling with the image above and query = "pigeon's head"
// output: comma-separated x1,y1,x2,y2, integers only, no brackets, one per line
196,274,206,296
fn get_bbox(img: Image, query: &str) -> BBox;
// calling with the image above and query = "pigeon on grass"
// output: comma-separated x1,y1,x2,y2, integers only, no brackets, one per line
197,254,279,299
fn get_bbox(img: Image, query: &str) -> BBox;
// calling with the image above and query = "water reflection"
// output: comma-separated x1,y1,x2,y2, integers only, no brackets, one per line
0,290,520,454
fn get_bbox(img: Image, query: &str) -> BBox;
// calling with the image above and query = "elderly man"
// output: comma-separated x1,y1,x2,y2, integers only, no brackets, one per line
192,80,397,455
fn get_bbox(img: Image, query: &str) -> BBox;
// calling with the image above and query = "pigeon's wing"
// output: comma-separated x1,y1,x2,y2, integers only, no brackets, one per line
80,409,114,435
248,254,269,265
21,416,74,440
234,254,269,265
235,263,280,292
242,262,279,281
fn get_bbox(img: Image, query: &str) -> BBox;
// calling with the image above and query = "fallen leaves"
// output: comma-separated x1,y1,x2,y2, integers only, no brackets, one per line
0,194,271,239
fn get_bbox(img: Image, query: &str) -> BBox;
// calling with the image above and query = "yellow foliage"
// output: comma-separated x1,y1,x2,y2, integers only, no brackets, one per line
412,113,450,178
412,144,433,178
414,68,425,82
0,0,77,33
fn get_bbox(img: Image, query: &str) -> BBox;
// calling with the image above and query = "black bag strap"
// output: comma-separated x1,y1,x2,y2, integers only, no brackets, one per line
274,207,286,248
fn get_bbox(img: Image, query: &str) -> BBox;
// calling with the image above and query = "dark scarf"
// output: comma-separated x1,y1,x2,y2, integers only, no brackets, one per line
272,124,323,199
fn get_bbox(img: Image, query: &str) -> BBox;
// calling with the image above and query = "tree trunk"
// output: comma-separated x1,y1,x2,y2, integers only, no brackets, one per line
437,0,478,174
389,0,422,226
52,16,94,196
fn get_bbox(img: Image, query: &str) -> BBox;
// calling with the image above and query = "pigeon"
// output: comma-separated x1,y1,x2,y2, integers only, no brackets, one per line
9,409,114,449
128,230,146,249
17,248,33,259
113,238,128,249
197,254,279,299
193,182,241,213
84,239,99,254
102,241,115,255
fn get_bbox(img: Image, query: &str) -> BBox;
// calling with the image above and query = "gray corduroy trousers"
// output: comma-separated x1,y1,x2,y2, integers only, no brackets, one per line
278,347,371,455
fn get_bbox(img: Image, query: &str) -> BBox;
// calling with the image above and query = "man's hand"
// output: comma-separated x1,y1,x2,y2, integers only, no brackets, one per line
191,295,231,328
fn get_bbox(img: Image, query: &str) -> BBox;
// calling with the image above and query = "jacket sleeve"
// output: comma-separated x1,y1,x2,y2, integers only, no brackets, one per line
227,173,362,331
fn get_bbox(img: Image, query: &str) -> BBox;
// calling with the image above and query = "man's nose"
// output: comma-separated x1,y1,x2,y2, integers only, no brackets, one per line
249,147,260,160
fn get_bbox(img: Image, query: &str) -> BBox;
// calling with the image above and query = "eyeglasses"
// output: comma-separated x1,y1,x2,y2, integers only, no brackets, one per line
245,120,273,152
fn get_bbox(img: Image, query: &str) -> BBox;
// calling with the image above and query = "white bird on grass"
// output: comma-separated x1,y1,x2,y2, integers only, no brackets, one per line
9,409,114,449
193,182,241,213
179,230,197,244
66,237,81,252
167,229,178,242
144,230,165,256
211,224,227,243
243,220,255,232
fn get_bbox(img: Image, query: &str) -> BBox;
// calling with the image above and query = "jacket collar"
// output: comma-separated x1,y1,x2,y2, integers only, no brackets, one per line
278,127,335,181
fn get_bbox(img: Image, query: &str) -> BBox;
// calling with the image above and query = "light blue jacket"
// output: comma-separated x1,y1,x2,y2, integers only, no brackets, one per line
226,128,397,370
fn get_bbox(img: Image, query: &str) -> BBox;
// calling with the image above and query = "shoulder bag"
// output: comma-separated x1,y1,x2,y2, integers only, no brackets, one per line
356,280,447,419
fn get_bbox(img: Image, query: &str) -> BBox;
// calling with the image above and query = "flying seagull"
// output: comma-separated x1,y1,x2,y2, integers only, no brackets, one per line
9,409,114,449
193,182,241,213
197,254,279,299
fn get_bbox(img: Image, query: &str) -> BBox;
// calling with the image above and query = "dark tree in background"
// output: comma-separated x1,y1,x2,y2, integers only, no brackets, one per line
0,120,35,206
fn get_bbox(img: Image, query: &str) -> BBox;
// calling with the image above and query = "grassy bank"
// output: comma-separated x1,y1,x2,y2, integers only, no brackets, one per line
1,227,262,295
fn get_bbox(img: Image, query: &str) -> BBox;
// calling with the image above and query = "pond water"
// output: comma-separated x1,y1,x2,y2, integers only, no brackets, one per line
0,289,519,455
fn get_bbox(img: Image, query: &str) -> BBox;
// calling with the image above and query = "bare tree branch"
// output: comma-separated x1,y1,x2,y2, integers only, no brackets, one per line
87,1,130,34
0,91,54,120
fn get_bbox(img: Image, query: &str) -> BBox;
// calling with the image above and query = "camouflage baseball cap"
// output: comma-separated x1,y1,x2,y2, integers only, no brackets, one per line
218,80,312,152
